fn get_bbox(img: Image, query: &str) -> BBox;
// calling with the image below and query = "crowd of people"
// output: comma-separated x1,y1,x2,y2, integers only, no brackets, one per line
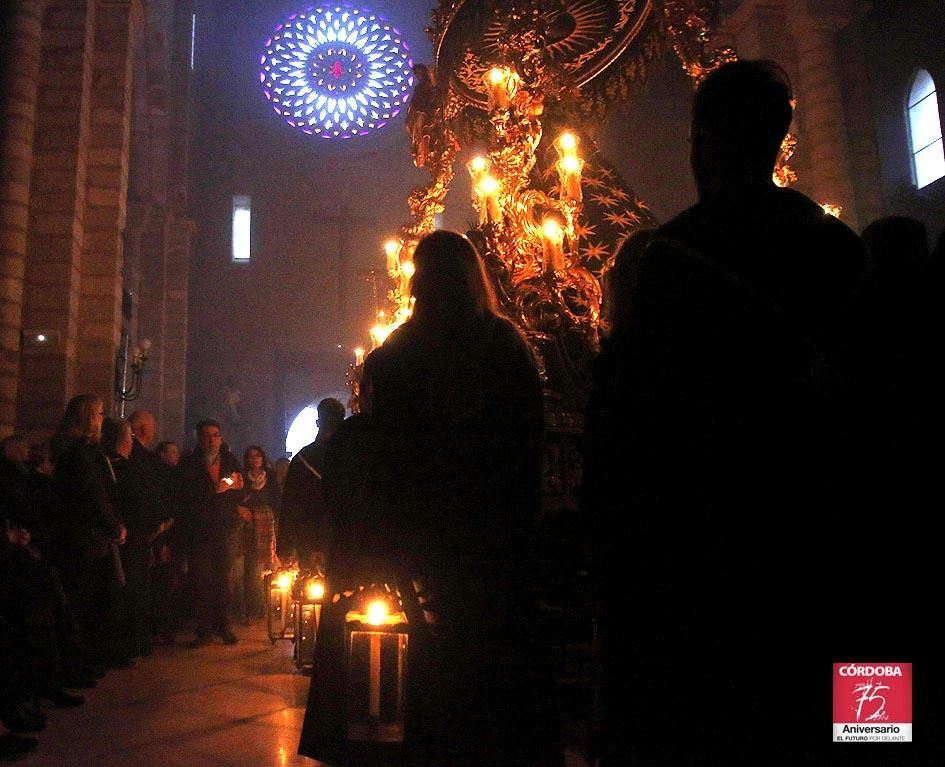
3,58,944,765
1,397,352,760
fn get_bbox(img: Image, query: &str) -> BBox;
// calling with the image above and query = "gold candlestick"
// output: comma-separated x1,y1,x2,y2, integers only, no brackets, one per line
556,155,584,203
541,218,565,272
476,175,501,224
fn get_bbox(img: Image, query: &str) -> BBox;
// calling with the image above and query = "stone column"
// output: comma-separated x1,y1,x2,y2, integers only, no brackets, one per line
789,0,860,229
76,0,140,401
0,0,45,437
128,206,191,443
17,0,96,437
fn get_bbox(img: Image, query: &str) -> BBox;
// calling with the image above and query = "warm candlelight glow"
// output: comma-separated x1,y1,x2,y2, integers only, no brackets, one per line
400,260,415,278
556,155,584,202
354,346,365,366
467,155,489,180
821,202,842,218
476,175,502,223
554,131,579,158
276,571,293,590
483,66,518,111
305,579,325,601
370,322,395,347
541,218,565,272
384,239,400,272
366,599,390,626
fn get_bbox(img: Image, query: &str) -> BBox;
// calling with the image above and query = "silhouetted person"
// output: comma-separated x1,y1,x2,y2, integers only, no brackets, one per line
234,444,280,621
857,216,932,463
279,397,346,568
299,231,563,767
584,59,868,766
50,395,128,672
177,419,244,646
849,215,940,753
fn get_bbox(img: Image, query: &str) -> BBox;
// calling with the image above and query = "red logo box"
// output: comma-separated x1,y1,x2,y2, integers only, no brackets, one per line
833,662,912,742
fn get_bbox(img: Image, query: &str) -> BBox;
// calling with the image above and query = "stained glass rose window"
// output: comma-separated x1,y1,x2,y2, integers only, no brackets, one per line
260,2,414,139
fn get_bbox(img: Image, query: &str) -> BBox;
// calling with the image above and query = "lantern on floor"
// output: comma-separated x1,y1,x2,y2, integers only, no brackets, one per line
293,570,327,670
265,566,299,643
344,584,409,743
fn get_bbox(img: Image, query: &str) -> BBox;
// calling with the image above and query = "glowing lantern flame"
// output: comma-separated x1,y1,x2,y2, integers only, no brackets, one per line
276,571,293,590
366,599,390,625
305,579,325,601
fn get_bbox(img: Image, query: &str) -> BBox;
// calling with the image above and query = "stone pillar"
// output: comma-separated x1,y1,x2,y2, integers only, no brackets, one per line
76,0,140,400
0,0,45,437
789,0,860,229
127,206,191,443
123,0,193,444
17,0,96,437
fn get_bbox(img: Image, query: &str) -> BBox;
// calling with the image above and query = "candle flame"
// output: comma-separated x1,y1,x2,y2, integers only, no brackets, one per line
478,175,499,196
487,67,506,85
366,599,390,625
542,219,563,239
559,155,581,173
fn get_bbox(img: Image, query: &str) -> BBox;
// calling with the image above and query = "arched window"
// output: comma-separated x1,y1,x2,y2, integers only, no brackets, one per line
907,70,945,188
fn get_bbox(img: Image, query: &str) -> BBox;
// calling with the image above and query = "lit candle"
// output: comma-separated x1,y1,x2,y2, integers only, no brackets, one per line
541,218,565,272
384,239,400,273
483,66,518,111
354,347,365,367
553,131,580,159
476,175,502,224
466,155,489,185
556,155,584,202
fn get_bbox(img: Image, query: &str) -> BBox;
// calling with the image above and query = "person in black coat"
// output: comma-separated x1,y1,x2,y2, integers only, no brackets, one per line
278,397,346,568
176,418,245,646
298,230,563,767
584,60,869,766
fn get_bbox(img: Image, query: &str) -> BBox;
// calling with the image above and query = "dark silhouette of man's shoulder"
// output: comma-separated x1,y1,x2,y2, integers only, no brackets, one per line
651,185,866,306
659,185,853,244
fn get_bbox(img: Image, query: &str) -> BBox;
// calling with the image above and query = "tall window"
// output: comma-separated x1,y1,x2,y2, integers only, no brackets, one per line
907,69,945,188
232,195,251,262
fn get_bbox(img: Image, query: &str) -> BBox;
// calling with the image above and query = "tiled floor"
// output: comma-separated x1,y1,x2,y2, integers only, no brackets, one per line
13,620,591,766
15,621,318,767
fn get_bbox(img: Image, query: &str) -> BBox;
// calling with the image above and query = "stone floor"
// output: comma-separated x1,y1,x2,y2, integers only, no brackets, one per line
13,620,591,766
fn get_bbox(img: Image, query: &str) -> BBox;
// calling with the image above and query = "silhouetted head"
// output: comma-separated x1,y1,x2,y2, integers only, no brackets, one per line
316,397,346,435
409,230,498,324
243,444,269,473
195,418,223,458
128,409,157,447
55,394,106,446
602,228,657,337
156,440,180,467
102,417,133,458
690,59,794,198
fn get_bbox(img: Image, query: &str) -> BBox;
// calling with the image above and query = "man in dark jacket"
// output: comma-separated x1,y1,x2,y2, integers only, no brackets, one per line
278,397,346,568
587,60,868,766
177,419,245,646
